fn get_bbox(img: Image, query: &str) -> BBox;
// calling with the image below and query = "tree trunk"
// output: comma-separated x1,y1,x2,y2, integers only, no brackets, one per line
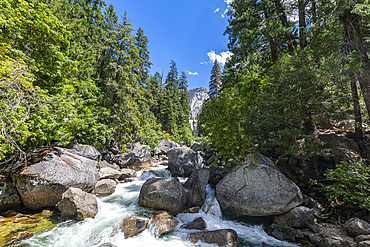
350,76,363,142
298,0,307,48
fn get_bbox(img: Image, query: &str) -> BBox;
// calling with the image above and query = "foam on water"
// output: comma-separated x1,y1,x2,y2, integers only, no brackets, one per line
9,164,297,247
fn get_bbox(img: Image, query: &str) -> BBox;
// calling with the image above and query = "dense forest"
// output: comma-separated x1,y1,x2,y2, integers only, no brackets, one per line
198,0,370,168
0,0,192,166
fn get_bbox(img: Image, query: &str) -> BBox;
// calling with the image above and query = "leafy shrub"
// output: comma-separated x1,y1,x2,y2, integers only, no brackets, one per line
318,160,370,209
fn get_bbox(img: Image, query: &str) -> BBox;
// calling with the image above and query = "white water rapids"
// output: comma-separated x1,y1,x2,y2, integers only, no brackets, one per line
9,164,297,247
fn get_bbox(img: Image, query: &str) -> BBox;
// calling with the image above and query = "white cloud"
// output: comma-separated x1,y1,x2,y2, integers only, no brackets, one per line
186,70,199,76
207,51,233,66
221,9,228,18
200,61,209,65
225,0,234,5
214,8,220,13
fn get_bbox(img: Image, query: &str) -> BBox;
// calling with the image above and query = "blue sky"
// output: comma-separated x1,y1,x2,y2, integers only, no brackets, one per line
103,0,232,90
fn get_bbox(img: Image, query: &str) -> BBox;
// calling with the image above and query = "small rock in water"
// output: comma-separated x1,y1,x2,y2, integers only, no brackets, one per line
149,211,179,238
98,243,117,247
121,216,149,238
181,206,201,214
9,231,34,244
181,217,207,230
92,179,117,196
188,229,240,247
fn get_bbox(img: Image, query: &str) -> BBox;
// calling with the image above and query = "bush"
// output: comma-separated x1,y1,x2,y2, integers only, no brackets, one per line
318,160,370,209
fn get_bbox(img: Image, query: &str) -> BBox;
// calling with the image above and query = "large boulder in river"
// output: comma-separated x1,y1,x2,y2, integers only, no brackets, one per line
67,143,102,161
0,177,21,212
149,211,179,238
183,169,210,207
155,138,179,155
112,143,151,170
91,179,117,196
167,147,203,177
138,177,186,215
188,229,240,247
12,147,99,210
216,152,303,217
121,216,149,238
56,187,98,221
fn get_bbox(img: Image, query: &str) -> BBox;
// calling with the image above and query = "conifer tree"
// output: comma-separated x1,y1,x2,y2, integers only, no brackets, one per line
209,60,222,99
135,27,152,87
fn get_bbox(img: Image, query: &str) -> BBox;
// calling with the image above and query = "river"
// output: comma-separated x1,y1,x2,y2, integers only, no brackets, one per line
9,164,297,247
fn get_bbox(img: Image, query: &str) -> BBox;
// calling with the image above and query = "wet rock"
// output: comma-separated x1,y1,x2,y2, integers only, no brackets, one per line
188,229,240,247
91,179,117,196
121,216,149,238
138,177,186,215
98,243,117,247
0,177,21,212
67,143,102,161
343,218,370,237
155,139,180,155
149,211,179,238
119,169,137,180
216,153,303,217
355,235,370,243
99,167,122,180
180,206,201,214
167,147,203,177
9,231,33,244
181,217,207,230
97,160,120,171
12,147,99,210
183,169,209,207
274,206,315,229
208,165,225,188
138,170,164,181
56,187,98,221
112,143,151,169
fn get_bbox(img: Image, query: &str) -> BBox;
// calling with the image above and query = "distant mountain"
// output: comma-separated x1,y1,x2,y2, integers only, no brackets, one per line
188,87,209,131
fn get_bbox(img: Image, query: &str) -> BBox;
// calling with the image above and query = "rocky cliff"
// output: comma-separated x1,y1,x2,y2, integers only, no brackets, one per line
189,87,209,131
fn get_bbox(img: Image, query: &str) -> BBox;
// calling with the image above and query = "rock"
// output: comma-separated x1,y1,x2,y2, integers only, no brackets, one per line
216,153,303,217
319,133,362,163
183,169,210,207
68,143,102,161
119,169,137,180
155,139,180,155
358,240,370,247
138,170,164,180
167,147,203,177
97,160,120,171
149,211,179,238
273,206,315,229
189,87,209,131
56,187,98,221
356,235,370,243
188,229,239,247
190,142,205,152
98,243,117,247
138,177,186,215
181,217,207,230
12,147,99,210
9,231,33,244
0,177,21,212
99,167,122,180
208,165,225,188
91,179,117,196
343,218,370,237
112,144,151,170
180,206,201,214
121,216,149,238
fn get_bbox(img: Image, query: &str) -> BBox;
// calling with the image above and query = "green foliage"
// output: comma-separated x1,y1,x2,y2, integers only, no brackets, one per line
317,160,370,209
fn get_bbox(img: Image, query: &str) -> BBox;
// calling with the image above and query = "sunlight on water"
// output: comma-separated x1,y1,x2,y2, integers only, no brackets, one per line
9,164,297,247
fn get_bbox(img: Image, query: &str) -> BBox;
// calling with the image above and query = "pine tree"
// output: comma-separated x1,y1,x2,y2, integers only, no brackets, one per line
135,27,152,87
209,60,222,99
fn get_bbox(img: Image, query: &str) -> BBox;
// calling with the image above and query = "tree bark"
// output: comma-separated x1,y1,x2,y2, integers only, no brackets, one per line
350,74,363,142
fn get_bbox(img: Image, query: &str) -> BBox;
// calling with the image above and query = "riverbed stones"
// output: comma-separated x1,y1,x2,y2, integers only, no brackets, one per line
98,167,122,180
119,169,137,180
167,147,203,177
112,144,151,170
91,179,117,196
343,218,370,237
188,229,240,247
56,187,98,221
155,138,180,155
0,178,21,212
183,169,209,207
181,217,207,230
12,147,99,210
97,160,120,171
67,144,102,161
273,206,315,229
121,216,149,238
98,243,117,247
216,153,303,217
149,211,179,238
138,177,186,215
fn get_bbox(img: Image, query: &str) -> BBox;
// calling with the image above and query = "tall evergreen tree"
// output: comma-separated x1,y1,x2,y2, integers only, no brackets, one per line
209,60,222,99
135,27,152,87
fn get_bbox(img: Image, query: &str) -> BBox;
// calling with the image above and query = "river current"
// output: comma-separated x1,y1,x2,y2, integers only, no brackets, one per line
9,164,297,247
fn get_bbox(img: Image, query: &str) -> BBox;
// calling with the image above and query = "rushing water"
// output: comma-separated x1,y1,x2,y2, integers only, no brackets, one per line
9,164,297,247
